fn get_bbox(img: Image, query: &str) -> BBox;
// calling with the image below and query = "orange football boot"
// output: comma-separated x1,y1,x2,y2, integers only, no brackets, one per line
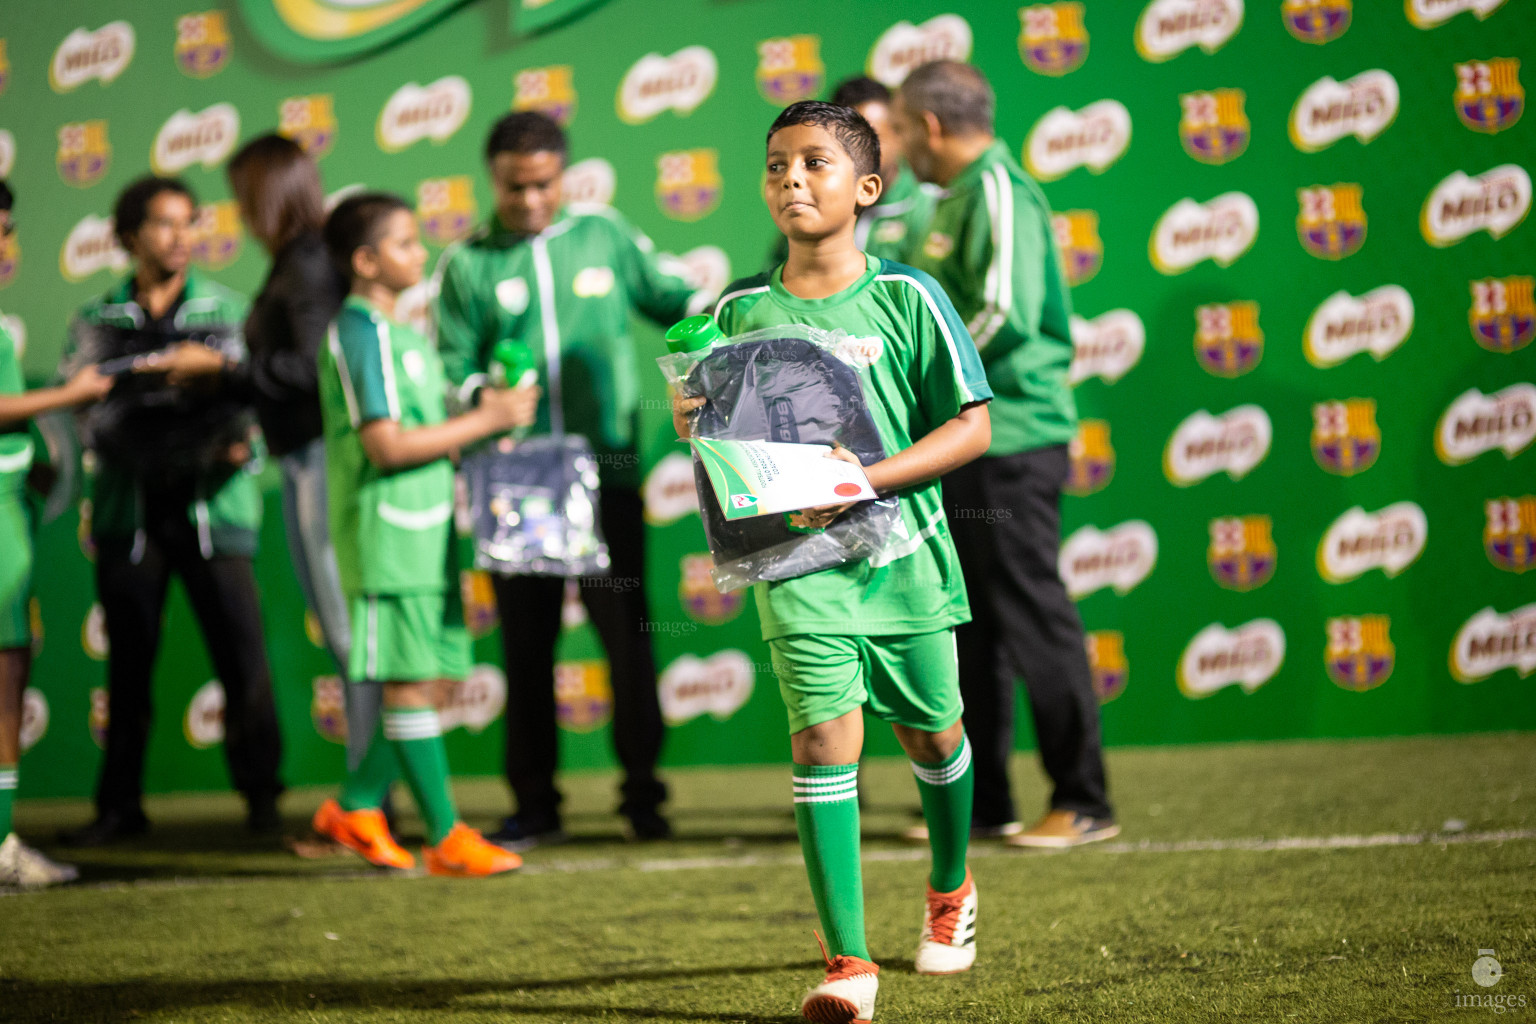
424,822,523,877
311,798,415,870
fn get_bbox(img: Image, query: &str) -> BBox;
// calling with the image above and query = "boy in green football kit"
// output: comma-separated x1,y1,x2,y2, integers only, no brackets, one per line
0,181,114,887
676,102,993,1024
311,192,535,877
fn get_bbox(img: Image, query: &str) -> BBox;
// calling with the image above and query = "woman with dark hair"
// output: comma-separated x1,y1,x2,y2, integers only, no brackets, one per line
149,135,369,786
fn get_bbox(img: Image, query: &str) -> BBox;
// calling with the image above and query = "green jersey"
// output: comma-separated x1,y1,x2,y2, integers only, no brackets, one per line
860,167,937,263
0,316,30,500
434,205,710,489
320,295,455,596
905,140,1077,456
715,253,993,641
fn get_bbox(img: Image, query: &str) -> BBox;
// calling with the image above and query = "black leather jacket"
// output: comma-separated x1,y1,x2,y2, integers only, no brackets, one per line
220,230,347,457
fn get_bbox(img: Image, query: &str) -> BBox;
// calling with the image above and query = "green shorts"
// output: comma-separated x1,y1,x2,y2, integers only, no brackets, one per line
348,589,471,684
770,629,962,735
0,497,34,650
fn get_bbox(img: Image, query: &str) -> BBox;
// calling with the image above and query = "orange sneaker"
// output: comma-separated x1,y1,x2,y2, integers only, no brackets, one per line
802,933,878,1024
311,798,415,870
423,823,523,877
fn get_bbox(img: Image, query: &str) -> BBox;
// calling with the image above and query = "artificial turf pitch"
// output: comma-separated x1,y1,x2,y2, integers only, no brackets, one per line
2,732,1532,1023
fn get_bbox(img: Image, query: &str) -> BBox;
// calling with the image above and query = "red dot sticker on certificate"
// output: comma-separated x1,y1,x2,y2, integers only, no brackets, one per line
690,437,877,520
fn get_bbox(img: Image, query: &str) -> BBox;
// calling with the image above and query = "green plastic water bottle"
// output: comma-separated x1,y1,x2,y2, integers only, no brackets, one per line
490,339,537,388
665,314,725,355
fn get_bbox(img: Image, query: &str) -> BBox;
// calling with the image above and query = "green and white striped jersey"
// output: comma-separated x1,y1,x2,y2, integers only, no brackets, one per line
320,295,455,596
715,254,992,640
0,316,30,500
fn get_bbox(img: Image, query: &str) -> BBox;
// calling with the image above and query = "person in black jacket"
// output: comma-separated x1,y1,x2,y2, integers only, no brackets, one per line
149,136,375,792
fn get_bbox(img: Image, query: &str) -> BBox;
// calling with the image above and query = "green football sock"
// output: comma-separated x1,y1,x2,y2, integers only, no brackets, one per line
0,762,16,837
383,709,457,845
338,718,397,813
912,736,974,893
793,763,869,961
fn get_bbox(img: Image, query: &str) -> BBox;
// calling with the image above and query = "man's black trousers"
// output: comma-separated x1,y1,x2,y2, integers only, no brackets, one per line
944,444,1113,824
491,485,666,822
93,517,283,819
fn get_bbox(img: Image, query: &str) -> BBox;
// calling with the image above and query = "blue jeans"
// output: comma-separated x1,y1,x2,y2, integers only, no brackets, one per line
280,439,381,772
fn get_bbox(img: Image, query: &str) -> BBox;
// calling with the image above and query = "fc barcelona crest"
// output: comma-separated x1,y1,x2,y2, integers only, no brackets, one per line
416,176,478,247
57,120,111,188
279,95,338,158
1019,3,1089,77
1297,183,1366,259
1208,515,1277,592
1455,59,1523,134
1325,615,1394,691
0,230,17,289
1085,631,1128,702
1179,89,1249,164
0,41,9,97
679,553,744,624
1194,301,1262,377
1051,210,1102,286
175,12,232,78
1282,0,1351,43
1470,276,1535,353
1065,420,1114,495
311,675,347,744
189,201,242,271
656,149,723,222
460,569,500,638
1312,399,1380,476
1485,496,1536,573
514,66,579,126
555,659,613,733
756,36,824,105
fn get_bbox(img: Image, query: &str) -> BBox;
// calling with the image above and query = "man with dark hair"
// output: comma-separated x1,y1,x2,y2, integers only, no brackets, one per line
58,175,283,846
894,61,1118,849
434,111,711,849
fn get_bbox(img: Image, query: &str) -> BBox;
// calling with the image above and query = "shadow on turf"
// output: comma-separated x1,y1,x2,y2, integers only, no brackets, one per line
3,961,822,1022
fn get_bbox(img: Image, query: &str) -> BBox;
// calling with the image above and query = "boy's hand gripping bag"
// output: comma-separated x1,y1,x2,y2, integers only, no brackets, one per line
659,322,904,591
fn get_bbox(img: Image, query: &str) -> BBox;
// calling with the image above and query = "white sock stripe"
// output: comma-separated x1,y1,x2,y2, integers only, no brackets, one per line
383,711,441,739
792,772,858,787
793,783,858,798
793,791,859,804
911,738,972,786
0,769,17,789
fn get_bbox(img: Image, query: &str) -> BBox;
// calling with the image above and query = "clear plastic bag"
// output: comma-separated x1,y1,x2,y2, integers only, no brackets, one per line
462,434,610,577
658,323,904,591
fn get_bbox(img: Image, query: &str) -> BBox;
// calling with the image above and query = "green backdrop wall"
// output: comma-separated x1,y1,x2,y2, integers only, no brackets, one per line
1,0,1532,800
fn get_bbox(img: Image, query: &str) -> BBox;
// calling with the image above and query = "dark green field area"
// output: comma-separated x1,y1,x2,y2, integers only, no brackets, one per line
3,733,1534,1023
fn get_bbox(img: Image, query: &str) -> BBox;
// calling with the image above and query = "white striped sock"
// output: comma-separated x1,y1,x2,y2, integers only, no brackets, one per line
0,768,17,790
383,710,441,741
911,737,972,787
793,768,858,805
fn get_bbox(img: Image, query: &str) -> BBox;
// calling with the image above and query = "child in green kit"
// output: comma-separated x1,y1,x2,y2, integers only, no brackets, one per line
673,102,995,1023
312,192,536,877
0,182,114,887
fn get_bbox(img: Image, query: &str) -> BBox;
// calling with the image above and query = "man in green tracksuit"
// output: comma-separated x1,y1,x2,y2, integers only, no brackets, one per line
895,61,1117,849
58,176,283,846
434,111,711,847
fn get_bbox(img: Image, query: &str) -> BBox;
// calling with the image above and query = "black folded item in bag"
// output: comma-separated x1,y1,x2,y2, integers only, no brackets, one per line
684,335,900,589
463,434,610,577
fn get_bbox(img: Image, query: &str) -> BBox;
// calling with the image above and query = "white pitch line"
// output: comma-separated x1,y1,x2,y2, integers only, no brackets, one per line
4,829,1531,896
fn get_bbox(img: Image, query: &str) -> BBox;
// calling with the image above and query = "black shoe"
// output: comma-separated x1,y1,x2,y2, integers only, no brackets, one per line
623,807,672,842
487,813,566,852
58,811,149,847
246,794,282,835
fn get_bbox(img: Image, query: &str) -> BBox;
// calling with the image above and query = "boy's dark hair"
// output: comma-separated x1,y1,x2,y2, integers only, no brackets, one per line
766,101,881,178
484,111,568,164
0,179,12,213
898,60,994,135
829,76,891,110
323,191,411,279
113,176,197,249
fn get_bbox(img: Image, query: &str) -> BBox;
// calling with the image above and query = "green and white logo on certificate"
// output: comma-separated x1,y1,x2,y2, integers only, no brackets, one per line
690,438,876,520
